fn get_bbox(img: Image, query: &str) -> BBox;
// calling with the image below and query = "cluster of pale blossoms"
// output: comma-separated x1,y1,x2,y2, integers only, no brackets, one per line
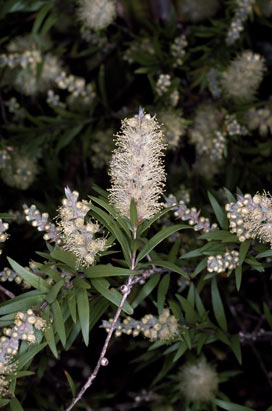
5,97,24,120
108,110,166,221
158,110,186,148
225,114,248,136
207,250,240,273
246,105,272,136
57,187,107,267
171,35,188,67
56,71,95,108
221,51,266,102
226,0,255,45
77,0,117,31
0,151,38,190
0,310,47,396
103,309,181,342
189,104,225,161
156,74,171,96
23,203,60,244
226,192,272,245
165,194,218,233
177,0,219,22
0,219,9,254
207,68,221,98
0,266,30,288
0,35,62,96
179,359,218,402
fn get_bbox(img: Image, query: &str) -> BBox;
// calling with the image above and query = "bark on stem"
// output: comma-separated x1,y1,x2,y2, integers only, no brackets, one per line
65,255,136,411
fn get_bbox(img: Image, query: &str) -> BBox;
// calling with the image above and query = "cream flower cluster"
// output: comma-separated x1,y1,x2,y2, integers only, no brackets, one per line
226,192,272,245
57,187,107,267
23,204,60,244
158,110,186,148
221,51,266,102
246,105,272,136
207,250,239,273
179,359,218,402
0,35,62,96
171,35,188,67
156,74,171,96
1,151,38,190
0,309,47,396
165,194,218,233
77,0,117,31
189,104,225,161
226,0,255,45
108,110,166,221
0,267,30,287
56,71,95,107
207,68,221,98
103,309,181,341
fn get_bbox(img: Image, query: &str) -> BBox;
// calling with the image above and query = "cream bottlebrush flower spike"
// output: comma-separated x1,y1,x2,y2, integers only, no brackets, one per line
57,187,107,267
108,109,167,221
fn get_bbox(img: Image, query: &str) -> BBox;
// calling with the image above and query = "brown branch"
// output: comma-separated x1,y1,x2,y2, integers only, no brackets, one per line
0,285,15,299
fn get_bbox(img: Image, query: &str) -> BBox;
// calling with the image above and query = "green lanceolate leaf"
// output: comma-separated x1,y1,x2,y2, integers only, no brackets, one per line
137,207,173,237
211,277,227,332
147,259,189,279
67,292,77,323
52,300,66,348
64,370,76,398
231,334,242,364
10,397,24,411
17,342,47,370
46,280,64,304
214,399,254,411
157,274,170,315
136,224,189,265
76,288,90,346
7,257,50,292
130,199,138,230
208,191,228,229
198,230,238,242
239,239,250,264
91,278,133,315
84,265,137,278
44,322,58,358
235,266,242,291
132,275,160,309
0,293,46,315
50,250,77,270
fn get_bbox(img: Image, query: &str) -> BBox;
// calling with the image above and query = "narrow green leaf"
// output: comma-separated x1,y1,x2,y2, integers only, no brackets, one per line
32,2,53,34
214,399,254,411
168,238,181,263
77,289,90,346
256,249,272,258
17,342,47,369
73,278,91,289
89,297,109,332
148,259,189,279
91,278,133,314
91,184,108,198
10,397,24,411
56,124,84,153
131,275,160,309
152,353,175,385
263,303,272,328
235,266,242,291
136,224,189,264
44,322,58,358
50,250,77,270
239,240,250,264
67,292,77,323
224,187,236,203
90,205,131,264
64,370,76,398
208,191,228,229
46,280,64,304
176,295,197,323
192,257,208,278
130,199,138,229
7,257,50,292
0,294,45,315
173,342,187,362
211,277,227,332
52,300,66,348
85,265,137,278
137,207,172,237
199,231,238,242
157,274,170,315
231,334,242,364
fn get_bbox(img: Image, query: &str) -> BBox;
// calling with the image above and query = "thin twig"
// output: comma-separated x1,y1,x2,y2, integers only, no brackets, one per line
65,275,134,411
0,285,15,299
